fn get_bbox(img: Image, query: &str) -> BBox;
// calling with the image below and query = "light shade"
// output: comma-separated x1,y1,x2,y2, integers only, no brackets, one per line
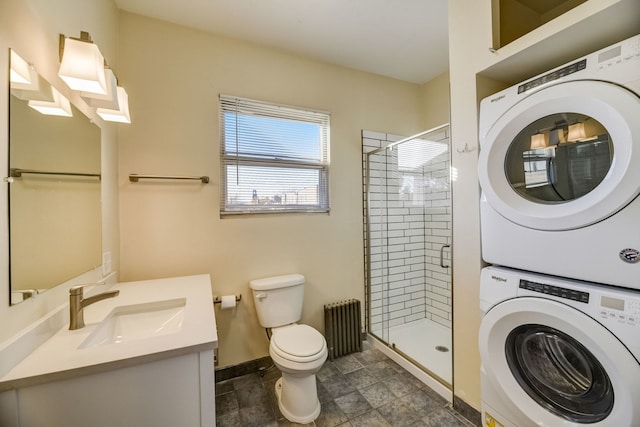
58,37,107,94
28,87,73,117
10,50,31,84
567,122,587,141
10,50,55,102
10,54,56,102
81,68,119,110
97,87,131,123
11,75,56,102
530,132,548,150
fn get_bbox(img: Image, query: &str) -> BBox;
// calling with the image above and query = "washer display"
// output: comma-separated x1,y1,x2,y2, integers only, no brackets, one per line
479,266,640,426
478,34,640,290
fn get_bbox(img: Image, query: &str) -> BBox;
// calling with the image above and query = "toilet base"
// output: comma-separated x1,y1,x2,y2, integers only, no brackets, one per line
275,376,321,424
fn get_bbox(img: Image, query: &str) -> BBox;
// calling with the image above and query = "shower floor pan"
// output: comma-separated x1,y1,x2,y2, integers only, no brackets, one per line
372,318,452,385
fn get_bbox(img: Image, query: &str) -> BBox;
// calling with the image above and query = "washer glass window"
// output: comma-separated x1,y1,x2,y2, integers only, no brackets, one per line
505,324,614,423
505,113,613,204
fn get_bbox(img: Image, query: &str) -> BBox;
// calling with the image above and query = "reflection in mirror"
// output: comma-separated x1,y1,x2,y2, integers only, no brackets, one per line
8,49,102,305
505,112,612,204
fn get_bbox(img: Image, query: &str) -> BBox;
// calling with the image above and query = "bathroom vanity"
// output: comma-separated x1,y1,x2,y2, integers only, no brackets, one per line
0,275,217,427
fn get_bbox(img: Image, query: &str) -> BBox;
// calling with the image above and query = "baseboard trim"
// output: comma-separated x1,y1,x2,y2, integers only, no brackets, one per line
453,396,481,427
214,356,273,382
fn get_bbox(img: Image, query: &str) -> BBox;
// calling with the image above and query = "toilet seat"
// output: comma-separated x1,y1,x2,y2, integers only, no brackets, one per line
271,324,326,363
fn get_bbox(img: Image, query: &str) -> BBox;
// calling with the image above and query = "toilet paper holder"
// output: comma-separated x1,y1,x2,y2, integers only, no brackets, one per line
213,294,242,304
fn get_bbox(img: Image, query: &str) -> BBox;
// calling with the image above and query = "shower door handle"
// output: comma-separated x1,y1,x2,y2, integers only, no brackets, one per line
440,244,451,269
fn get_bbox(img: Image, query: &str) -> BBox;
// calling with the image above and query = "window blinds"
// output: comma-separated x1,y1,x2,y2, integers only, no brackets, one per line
219,95,330,214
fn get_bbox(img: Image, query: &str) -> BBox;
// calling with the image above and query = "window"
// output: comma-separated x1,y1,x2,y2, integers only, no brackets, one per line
219,95,330,215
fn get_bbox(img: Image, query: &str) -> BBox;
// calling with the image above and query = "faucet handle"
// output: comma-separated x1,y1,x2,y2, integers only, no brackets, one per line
69,282,107,295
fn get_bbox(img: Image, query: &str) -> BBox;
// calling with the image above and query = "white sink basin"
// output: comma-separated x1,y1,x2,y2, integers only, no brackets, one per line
79,298,186,349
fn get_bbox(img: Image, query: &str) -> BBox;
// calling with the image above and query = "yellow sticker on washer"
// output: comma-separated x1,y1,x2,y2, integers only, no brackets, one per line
484,412,505,427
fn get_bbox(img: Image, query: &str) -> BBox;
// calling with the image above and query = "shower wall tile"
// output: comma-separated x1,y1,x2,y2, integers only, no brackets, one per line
426,304,449,320
389,266,411,277
405,313,425,323
432,271,451,283
387,259,406,268
405,229,424,237
406,295,425,308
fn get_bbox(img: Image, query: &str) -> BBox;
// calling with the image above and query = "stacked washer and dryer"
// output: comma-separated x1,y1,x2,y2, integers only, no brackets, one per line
477,35,640,426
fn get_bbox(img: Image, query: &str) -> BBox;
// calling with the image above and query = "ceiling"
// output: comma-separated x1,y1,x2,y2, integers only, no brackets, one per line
114,0,450,84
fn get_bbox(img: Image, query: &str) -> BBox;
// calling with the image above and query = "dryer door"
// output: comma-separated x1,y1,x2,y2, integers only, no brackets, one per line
478,80,640,231
479,297,640,426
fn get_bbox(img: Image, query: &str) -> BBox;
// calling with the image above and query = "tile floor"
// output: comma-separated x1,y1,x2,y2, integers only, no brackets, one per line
215,341,474,426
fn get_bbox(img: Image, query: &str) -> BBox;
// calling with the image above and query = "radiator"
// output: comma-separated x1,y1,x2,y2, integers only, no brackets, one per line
324,299,362,360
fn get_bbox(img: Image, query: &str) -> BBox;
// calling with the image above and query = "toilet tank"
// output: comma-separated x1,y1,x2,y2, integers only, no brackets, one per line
249,274,305,328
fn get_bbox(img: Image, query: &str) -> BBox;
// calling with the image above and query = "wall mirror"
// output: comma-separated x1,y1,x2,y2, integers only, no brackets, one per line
8,49,102,305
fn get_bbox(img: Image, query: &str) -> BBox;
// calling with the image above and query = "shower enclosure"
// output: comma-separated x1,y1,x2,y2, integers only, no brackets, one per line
363,124,452,388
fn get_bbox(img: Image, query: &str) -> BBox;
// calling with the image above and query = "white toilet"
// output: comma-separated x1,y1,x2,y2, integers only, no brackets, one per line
249,274,328,424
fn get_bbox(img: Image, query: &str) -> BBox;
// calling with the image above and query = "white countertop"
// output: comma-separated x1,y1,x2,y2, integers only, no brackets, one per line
0,274,218,391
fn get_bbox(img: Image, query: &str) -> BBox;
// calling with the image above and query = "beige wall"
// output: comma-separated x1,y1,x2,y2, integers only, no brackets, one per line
449,0,640,410
0,0,120,343
117,12,427,367
421,71,451,129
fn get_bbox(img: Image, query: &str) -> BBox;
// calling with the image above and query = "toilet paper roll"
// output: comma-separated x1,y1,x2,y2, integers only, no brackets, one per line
220,295,237,310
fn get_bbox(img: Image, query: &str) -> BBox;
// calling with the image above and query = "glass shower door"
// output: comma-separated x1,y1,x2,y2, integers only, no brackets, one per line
365,125,453,387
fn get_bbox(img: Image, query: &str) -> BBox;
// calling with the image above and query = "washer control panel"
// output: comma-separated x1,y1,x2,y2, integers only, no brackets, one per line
485,266,640,359
517,277,640,329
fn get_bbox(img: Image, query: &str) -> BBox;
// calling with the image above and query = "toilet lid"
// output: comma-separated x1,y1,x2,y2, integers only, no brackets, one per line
271,324,325,358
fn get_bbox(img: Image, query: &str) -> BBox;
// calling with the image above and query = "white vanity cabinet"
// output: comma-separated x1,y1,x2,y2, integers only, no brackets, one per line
1,350,215,427
0,275,217,427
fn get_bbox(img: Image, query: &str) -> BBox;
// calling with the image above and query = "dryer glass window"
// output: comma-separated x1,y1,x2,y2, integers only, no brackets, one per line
505,113,613,204
505,324,614,423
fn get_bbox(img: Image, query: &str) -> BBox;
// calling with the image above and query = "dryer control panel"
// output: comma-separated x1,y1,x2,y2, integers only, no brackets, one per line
599,295,640,327
517,59,586,93
478,33,640,140
519,279,590,303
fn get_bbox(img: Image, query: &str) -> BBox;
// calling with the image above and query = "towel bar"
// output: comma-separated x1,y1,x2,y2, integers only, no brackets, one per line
9,168,101,179
129,174,209,183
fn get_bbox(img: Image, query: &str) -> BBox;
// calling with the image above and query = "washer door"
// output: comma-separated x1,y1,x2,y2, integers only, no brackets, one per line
479,297,640,426
478,80,640,231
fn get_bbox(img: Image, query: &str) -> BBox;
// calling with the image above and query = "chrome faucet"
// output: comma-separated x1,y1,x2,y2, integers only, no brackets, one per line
69,283,120,330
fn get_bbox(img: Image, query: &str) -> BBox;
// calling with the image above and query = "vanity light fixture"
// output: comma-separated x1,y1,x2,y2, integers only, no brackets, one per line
567,122,587,142
58,32,107,95
9,50,54,102
97,86,131,123
10,50,32,84
81,68,119,110
28,86,73,117
530,132,548,150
